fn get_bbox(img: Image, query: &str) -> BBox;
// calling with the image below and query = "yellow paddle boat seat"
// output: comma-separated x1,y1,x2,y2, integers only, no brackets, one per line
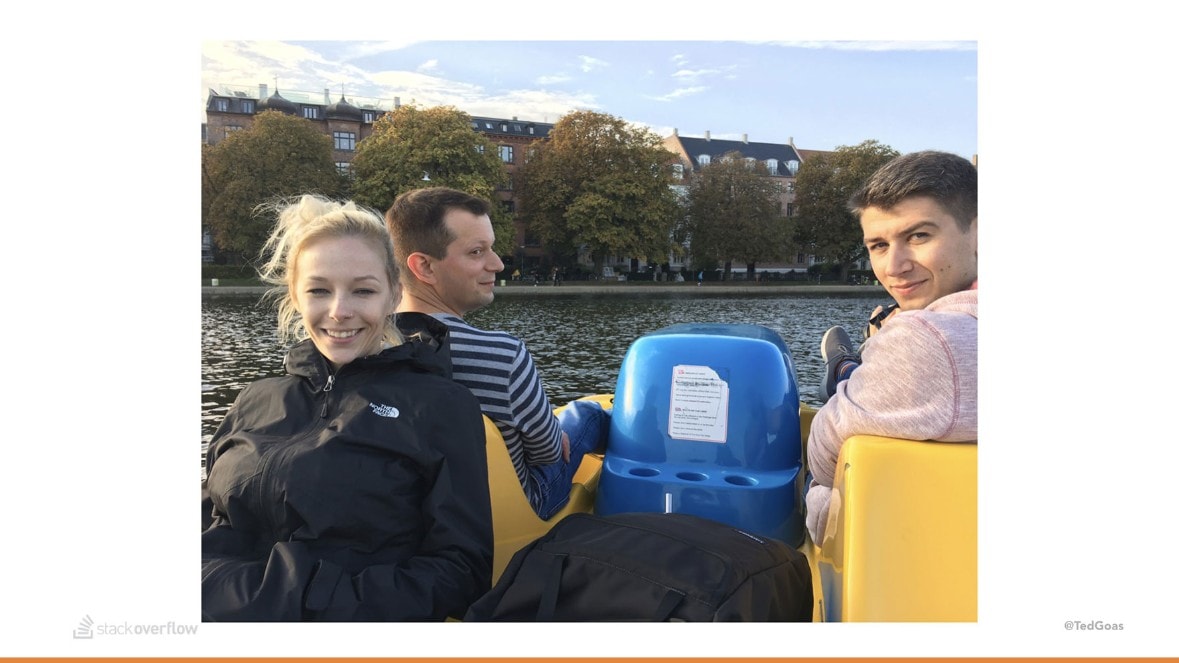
814,435,977,621
483,395,609,584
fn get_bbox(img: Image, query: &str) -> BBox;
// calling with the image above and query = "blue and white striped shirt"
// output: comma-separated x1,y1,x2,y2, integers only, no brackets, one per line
432,313,562,511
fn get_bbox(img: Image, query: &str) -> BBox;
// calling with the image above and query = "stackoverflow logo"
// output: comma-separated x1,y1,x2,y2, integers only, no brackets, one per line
72,615,94,639
72,614,198,639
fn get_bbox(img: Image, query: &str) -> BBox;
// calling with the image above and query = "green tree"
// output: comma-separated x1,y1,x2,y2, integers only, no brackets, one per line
349,105,513,254
515,110,680,275
684,151,792,280
793,139,899,282
202,110,345,261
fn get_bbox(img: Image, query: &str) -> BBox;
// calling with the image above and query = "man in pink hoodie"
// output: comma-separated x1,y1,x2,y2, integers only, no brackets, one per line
806,151,978,546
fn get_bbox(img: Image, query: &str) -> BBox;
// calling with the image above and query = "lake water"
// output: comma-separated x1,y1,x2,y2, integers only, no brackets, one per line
201,291,891,476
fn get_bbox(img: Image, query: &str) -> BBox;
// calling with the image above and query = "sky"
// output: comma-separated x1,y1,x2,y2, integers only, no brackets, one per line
7,0,1179,658
200,40,978,160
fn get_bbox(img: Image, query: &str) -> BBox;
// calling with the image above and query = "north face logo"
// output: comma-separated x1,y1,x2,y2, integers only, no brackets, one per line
369,402,400,418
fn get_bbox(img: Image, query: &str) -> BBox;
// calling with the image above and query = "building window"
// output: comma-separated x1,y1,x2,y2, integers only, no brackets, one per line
303,106,320,119
672,163,684,180
333,131,356,151
528,125,535,135
744,157,756,169
786,160,800,175
698,154,711,166
786,181,795,193
504,174,514,190
213,98,228,112
476,144,484,154
336,162,351,176
786,203,795,217
500,145,514,163
241,100,255,114
364,111,376,123
223,126,241,140
766,159,778,175
501,123,508,132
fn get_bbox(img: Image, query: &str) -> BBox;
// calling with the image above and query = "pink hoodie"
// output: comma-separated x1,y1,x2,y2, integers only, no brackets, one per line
805,285,978,545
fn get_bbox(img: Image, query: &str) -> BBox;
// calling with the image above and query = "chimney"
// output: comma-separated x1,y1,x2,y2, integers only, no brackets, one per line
672,128,678,136
788,136,795,147
512,116,518,121
259,83,268,99
324,88,331,104
742,133,748,144
394,96,401,109
704,130,710,141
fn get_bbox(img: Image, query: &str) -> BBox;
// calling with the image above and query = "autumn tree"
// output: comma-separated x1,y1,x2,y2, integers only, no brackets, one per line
349,105,514,255
202,110,345,261
793,139,899,282
684,151,791,279
514,110,680,275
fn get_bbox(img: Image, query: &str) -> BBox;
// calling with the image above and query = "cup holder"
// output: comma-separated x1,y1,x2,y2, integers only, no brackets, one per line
676,471,708,482
724,475,757,486
628,467,660,477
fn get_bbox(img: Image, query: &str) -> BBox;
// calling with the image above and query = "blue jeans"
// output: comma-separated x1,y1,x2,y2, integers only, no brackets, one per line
529,400,610,520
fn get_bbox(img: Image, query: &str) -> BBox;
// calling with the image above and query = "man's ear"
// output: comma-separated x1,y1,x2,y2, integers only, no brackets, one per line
405,252,437,285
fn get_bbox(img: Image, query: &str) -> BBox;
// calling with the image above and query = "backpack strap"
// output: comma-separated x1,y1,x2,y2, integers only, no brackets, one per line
654,589,686,621
536,550,685,622
536,553,567,621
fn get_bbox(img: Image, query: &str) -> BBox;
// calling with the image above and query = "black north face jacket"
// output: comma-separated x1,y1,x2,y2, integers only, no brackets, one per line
201,322,491,621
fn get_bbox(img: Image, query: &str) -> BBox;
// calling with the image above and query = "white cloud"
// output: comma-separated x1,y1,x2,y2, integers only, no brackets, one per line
768,40,977,51
337,40,420,60
672,66,734,82
462,88,600,122
578,55,610,72
536,74,573,85
646,86,708,102
417,59,440,72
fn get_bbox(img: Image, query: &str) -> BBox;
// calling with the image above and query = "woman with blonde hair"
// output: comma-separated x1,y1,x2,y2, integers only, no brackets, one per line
201,194,492,621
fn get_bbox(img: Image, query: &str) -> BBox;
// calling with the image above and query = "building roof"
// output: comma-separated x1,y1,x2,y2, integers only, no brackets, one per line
256,90,297,115
672,134,802,171
207,83,399,112
796,148,834,161
326,95,363,121
469,116,553,140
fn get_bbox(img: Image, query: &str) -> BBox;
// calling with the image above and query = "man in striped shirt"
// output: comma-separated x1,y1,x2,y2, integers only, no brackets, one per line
385,187,606,519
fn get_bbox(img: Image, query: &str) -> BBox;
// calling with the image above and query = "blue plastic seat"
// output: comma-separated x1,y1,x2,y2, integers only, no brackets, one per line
594,323,805,546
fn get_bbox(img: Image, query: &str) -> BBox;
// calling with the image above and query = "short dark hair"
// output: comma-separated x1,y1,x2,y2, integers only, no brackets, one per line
384,187,492,268
848,151,977,232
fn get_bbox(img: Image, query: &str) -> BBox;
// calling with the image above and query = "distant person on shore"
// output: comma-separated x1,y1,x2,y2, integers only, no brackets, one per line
201,194,492,621
806,151,978,546
385,187,608,520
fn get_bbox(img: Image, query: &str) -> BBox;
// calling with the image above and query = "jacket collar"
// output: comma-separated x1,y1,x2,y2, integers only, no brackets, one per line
282,318,454,387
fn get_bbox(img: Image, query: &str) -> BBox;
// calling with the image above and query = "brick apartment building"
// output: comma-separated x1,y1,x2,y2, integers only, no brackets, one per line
204,83,830,276
203,83,554,272
662,129,820,275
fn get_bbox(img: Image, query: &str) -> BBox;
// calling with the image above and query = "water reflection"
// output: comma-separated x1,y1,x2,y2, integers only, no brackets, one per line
201,291,890,475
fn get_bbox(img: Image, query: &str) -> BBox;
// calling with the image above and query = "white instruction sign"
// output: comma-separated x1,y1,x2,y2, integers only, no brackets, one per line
668,364,729,443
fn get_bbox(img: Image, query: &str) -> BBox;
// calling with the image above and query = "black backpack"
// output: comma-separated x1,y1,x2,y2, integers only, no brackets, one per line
464,512,812,622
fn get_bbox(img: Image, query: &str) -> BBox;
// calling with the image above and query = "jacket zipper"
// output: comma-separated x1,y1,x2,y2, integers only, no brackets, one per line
320,370,338,418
